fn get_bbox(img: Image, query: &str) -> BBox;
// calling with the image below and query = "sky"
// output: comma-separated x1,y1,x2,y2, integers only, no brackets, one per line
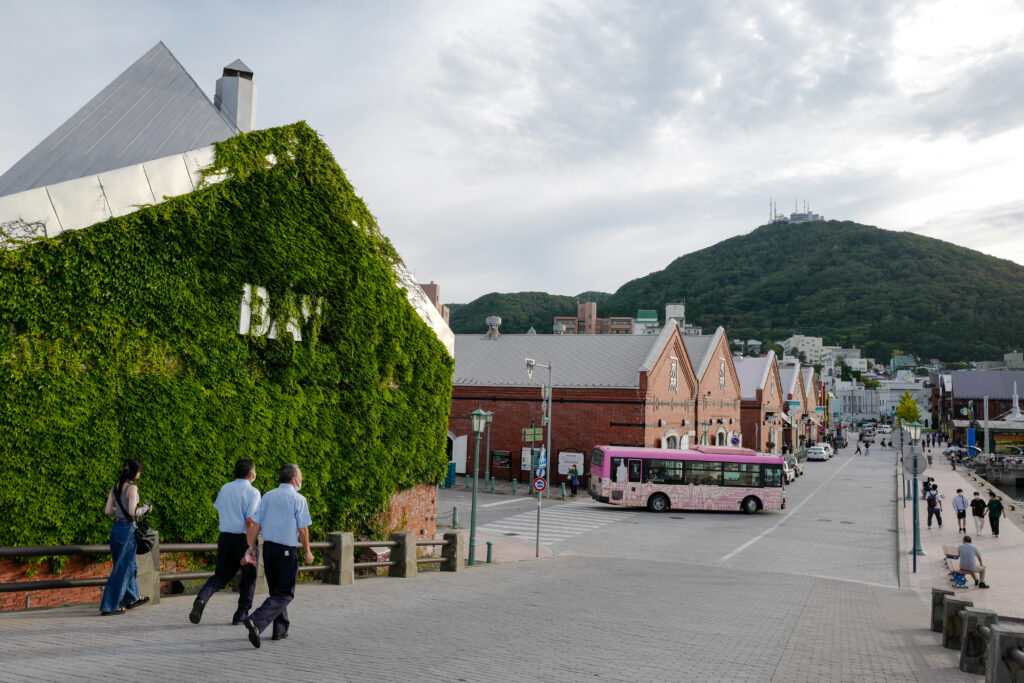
2,0,1024,304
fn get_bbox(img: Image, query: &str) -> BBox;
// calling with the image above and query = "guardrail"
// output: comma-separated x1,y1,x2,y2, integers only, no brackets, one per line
930,588,1024,680
0,531,465,603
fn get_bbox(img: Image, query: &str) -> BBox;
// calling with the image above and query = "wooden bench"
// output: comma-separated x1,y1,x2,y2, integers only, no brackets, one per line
943,545,960,558
945,557,969,589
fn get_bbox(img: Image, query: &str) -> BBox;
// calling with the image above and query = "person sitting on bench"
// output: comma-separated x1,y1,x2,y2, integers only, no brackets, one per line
956,535,989,588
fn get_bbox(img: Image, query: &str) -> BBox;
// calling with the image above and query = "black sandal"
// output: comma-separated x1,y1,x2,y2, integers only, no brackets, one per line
125,597,150,609
100,608,126,615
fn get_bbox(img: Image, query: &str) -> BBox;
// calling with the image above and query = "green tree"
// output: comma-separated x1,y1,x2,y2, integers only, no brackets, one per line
895,390,921,427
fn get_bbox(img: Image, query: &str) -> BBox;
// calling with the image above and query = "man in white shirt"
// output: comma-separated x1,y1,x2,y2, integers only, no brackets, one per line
951,489,969,533
956,536,989,588
925,484,943,529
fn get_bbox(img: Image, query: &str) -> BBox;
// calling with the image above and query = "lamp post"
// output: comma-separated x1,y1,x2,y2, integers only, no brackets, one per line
525,358,553,494
468,407,488,566
906,420,925,571
484,410,494,484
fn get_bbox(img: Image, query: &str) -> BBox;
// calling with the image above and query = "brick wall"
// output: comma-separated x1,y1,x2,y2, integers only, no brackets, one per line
1,485,439,611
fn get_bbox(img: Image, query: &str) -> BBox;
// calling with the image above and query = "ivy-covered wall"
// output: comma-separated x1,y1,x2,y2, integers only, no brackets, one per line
0,122,453,546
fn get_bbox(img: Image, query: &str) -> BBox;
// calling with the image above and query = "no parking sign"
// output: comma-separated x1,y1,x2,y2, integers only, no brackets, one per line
532,477,547,492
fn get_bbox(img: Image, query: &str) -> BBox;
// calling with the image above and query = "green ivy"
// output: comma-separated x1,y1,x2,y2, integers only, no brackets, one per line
0,122,453,547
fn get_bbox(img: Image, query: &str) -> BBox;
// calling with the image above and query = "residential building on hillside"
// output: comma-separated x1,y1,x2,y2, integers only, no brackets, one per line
781,334,827,363
553,301,633,335
634,309,659,335
890,354,916,373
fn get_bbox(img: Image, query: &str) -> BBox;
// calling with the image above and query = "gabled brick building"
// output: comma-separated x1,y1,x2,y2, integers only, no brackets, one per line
448,321,697,484
683,327,743,447
735,351,786,453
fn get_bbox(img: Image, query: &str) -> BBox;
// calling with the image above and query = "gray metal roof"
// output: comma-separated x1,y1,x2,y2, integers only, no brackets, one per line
951,370,1024,399
734,354,772,401
681,328,722,380
0,42,238,197
779,364,802,399
453,332,670,389
224,59,253,74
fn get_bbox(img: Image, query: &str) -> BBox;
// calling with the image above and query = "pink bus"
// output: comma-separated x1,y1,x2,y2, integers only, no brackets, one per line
588,445,786,514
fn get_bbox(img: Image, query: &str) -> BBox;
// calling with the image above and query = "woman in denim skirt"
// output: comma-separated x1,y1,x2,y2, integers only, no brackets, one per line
99,458,150,615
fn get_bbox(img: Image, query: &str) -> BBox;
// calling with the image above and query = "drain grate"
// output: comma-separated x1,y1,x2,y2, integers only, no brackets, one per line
817,519,833,522
840,521,854,525
887,528,898,533
670,516,685,520
503,532,519,536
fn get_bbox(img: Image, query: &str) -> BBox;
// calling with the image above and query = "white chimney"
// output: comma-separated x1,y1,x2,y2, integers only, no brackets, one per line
483,316,501,339
215,59,257,132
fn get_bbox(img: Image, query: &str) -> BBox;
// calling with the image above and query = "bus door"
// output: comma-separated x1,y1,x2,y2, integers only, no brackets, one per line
626,459,643,505
608,457,628,503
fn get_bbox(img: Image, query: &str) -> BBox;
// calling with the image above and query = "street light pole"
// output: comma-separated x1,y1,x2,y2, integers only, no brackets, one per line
468,407,488,566
484,410,494,484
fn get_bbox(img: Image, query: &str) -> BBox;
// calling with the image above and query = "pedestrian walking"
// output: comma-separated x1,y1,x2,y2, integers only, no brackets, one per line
864,443,870,457
970,492,987,534
100,458,152,615
925,484,943,528
952,489,969,533
244,463,313,648
568,465,579,497
854,443,862,455
190,458,262,626
987,491,1006,538
956,536,990,588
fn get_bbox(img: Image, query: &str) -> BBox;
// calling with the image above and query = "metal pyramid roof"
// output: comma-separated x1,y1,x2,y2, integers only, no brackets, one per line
224,59,253,74
0,42,238,197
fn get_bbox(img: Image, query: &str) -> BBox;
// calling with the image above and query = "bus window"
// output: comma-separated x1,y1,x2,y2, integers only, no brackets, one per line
764,466,783,488
647,459,684,484
684,461,722,486
591,448,604,469
610,457,626,482
628,460,642,483
722,462,762,487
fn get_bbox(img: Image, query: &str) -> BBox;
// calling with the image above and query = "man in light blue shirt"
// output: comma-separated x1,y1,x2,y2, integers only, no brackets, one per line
244,463,313,647
190,458,261,625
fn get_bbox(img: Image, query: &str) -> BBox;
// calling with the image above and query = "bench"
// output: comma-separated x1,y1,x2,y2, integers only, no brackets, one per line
943,545,960,559
945,558,969,589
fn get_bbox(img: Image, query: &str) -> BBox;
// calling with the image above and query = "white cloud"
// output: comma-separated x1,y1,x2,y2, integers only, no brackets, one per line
0,0,1022,303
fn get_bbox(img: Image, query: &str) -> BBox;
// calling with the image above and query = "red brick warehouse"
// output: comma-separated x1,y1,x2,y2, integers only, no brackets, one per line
448,319,708,486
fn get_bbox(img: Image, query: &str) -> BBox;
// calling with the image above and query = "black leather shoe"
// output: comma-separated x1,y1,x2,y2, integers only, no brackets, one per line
232,612,248,625
245,618,261,648
189,599,204,624
271,632,289,641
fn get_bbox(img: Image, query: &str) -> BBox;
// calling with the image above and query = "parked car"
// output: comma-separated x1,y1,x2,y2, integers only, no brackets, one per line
806,445,830,461
814,443,834,457
782,461,796,483
785,456,803,477
835,436,849,448
877,425,892,434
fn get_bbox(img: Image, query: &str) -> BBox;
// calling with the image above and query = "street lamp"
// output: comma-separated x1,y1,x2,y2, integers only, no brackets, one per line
483,410,494,484
906,420,925,569
525,358,553,494
468,406,488,566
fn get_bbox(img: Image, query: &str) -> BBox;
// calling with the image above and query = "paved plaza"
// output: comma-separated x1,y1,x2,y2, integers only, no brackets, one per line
3,439,1020,681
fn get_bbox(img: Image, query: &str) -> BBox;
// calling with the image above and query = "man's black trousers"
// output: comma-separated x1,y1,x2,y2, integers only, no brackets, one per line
249,541,298,637
195,532,257,619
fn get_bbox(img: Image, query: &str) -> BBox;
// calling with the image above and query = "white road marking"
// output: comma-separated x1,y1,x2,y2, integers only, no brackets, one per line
718,455,859,563
481,498,529,508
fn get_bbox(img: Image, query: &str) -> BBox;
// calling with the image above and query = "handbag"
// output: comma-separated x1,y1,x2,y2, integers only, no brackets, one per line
114,485,158,555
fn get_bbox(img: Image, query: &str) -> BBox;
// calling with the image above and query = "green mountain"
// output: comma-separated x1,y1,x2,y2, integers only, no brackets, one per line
452,221,1024,361
449,291,610,335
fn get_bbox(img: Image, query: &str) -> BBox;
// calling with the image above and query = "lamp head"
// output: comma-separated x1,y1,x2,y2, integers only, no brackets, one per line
525,358,535,379
484,410,493,425
470,407,488,434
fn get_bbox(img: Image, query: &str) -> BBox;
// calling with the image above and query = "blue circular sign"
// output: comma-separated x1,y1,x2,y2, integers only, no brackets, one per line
731,437,740,445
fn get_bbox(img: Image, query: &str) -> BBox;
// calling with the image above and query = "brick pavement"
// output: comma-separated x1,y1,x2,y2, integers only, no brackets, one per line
0,555,973,682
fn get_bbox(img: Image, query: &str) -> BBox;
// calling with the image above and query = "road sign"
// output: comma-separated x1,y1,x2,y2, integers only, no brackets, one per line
532,477,547,492
522,427,544,442
902,453,928,476
730,437,739,445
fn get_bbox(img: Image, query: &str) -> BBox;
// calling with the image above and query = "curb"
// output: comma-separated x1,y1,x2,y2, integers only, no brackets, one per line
895,457,910,590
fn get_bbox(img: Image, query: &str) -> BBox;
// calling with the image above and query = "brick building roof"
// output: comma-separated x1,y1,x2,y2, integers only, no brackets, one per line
951,370,1024,399
734,352,775,401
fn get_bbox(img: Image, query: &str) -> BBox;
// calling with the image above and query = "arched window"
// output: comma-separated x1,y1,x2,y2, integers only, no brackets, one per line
716,429,727,446
665,434,679,449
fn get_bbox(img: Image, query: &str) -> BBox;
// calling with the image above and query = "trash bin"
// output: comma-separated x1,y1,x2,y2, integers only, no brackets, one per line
444,462,456,488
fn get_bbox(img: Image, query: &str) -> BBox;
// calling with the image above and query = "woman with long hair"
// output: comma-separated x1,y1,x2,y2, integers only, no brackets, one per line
99,458,149,615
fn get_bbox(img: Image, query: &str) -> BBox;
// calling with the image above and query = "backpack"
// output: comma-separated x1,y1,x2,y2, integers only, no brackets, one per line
926,492,936,508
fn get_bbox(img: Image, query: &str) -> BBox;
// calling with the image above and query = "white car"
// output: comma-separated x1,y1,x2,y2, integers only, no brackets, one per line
782,461,796,483
814,442,834,456
806,446,830,461
877,425,892,434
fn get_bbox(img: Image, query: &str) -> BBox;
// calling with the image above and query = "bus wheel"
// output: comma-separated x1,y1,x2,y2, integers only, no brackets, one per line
648,493,670,512
741,497,760,514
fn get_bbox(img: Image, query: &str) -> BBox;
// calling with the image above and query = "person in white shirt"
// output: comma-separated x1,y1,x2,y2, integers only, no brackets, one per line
925,484,943,529
951,489,969,533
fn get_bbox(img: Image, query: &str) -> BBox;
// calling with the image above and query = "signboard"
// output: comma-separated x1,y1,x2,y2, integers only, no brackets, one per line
520,447,534,470
522,427,544,442
558,452,584,475
788,400,800,407
967,429,976,447
815,407,825,413
730,437,740,445
532,477,547,492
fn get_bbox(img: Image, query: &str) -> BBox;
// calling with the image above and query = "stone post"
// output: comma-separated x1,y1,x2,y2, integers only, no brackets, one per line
136,530,161,605
389,532,417,578
931,587,954,632
986,622,1024,683
325,531,354,585
959,606,997,675
441,532,464,572
941,596,972,650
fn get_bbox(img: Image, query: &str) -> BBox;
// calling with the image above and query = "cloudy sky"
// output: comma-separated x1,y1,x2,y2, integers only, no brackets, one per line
2,0,1023,303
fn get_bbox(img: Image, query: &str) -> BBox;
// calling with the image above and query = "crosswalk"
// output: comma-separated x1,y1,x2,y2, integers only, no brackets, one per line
475,500,634,545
